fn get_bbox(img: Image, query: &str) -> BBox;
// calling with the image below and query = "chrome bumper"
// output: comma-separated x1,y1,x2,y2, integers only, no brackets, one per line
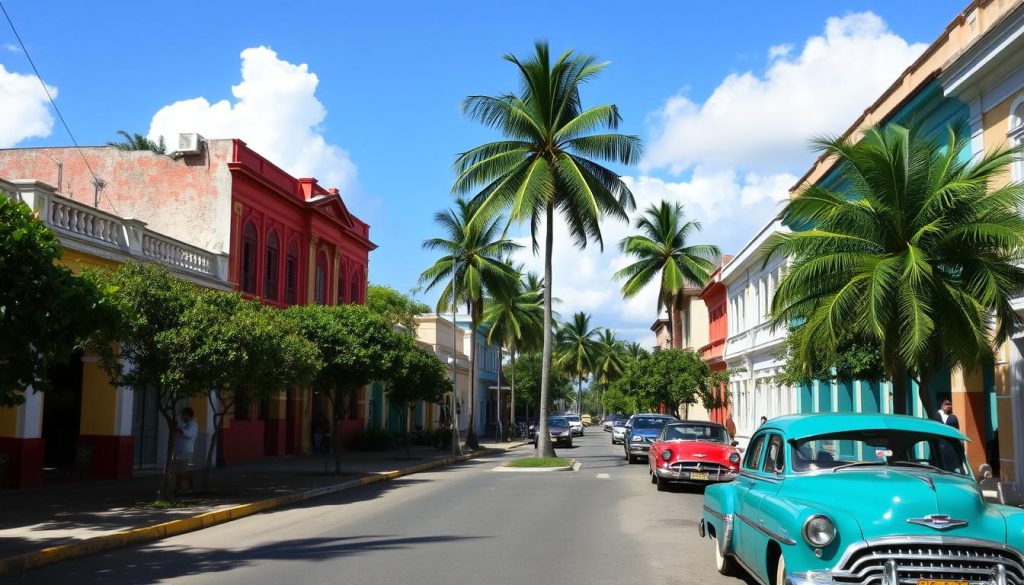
783,571,835,585
655,467,737,482
626,444,650,454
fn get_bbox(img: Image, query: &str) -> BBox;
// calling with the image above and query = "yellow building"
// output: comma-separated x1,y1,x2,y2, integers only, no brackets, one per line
0,178,229,488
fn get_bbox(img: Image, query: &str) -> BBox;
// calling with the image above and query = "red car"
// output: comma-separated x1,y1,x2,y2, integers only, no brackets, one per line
647,421,741,491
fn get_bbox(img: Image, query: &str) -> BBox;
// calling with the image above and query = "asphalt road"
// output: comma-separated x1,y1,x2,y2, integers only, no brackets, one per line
14,430,755,585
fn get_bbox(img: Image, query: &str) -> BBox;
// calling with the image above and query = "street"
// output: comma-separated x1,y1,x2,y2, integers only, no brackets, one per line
12,432,752,585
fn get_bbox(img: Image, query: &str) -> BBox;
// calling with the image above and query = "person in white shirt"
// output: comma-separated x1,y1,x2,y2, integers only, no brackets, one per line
935,399,960,430
173,407,198,495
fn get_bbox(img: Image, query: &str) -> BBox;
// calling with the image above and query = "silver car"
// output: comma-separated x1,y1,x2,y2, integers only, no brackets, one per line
611,423,627,444
563,413,584,437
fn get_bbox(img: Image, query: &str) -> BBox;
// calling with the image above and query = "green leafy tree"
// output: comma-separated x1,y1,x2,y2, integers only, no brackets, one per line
624,341,649,363
601,382,636,416
86,262,207,496
107,130,167,154
775,327,886,388
592,329,627,418
0,197,117,405
615,201,719,349
168,291,321,488
504,351,574,419
419,199,521,449
386,338,452,457
453,42,642,457
483,264,544,438
613,349,725,417
766,124,1024,415
283,304,407,473
554,312,602,416
367,284,430,335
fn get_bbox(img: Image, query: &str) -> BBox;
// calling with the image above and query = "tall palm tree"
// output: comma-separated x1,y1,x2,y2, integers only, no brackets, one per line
555,312,603,416
766,123,1024,415
615,200,720,349
453,42,642,456
107,130,167,154
624,341,648,362
420,200,521,448
483,264,544,439
593,329,627,419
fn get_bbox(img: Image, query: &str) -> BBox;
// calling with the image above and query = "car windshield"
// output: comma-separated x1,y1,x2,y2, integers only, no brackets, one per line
549,418,569,428
564,415,581,422
790,430,969,476
664,424,729,443
632,416,670,429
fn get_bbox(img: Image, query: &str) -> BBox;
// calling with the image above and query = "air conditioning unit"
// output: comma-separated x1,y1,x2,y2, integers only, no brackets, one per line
176,133,205,155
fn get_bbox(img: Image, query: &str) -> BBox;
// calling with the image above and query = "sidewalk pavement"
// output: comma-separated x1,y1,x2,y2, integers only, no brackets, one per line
0,438,527,571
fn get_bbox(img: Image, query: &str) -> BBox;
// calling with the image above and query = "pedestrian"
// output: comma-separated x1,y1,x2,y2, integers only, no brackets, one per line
173,406,198,496
935,399,960,430
313,412,329,455
760,415,767,426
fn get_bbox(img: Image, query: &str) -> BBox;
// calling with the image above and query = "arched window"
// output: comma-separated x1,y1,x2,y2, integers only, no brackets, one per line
337,269,347,305
1011,100,1024,181
241,221,258,294
264,231,280,301
315,250,329,305
285,241,299,305
350,269,361,305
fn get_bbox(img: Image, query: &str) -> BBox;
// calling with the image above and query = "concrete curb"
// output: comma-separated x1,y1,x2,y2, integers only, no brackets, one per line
0,448,504,577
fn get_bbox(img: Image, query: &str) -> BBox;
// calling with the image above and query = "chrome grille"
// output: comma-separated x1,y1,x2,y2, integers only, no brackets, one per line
832,540,1024,585
668,461,731,474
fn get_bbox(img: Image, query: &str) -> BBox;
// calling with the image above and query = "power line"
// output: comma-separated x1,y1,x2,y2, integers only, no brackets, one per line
0,0,119,216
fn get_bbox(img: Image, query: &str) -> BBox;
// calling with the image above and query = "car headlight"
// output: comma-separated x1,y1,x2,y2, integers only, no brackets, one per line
661,450,672,461
802,514,836,547
559,431,569,437
631,436,643,442
728,452,741,464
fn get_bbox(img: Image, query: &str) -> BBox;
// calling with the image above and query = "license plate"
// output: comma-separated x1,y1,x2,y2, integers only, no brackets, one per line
690,472,710,481
918,581,968,585
550,437,558,442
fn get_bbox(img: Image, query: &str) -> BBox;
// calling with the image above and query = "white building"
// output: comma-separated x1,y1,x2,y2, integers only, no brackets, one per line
722,217,795,446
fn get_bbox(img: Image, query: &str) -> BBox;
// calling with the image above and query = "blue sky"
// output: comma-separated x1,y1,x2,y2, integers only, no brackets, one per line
0,0,966,345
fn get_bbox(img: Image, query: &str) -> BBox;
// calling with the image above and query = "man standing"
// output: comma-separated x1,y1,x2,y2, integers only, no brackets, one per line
935,399,960,430
174,407,198,495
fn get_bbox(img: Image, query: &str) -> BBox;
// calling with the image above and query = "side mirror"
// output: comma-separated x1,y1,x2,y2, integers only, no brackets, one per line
731,440,739,447
978,463,993,483
774,464,784,476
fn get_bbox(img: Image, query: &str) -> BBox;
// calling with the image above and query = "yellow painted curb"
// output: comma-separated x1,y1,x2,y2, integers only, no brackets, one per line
0,448,502,577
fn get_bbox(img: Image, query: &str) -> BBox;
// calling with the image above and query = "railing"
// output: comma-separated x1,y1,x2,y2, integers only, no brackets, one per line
3,179,228,284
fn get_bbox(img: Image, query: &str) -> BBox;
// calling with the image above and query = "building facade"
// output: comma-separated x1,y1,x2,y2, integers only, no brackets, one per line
0,178,230,487
699,259,731,430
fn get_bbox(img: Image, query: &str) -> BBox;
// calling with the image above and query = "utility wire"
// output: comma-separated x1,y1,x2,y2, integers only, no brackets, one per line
0,0,119,215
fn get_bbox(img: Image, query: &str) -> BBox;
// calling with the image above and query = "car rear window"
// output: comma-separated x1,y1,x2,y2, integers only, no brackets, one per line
633,416,670,429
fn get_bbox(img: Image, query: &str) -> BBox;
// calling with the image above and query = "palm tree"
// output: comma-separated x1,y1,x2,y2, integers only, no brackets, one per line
766,123,1024,416
483,264,544,439
420,200,521,448
615,201,720,349
593,329,627,419
624,341,648,362
107,130,167,154
453,42,642,456
555,312,603,416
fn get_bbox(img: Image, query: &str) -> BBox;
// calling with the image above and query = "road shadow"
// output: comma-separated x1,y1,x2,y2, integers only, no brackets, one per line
12,534,488,584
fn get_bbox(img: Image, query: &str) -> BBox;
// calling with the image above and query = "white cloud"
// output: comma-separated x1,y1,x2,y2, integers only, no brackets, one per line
643,12,927,175
0,64,55,147
148,46,357,191
3,44,20,53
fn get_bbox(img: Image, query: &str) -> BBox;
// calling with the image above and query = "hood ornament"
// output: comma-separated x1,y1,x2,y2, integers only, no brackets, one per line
906,514,968,531
694,453,708,458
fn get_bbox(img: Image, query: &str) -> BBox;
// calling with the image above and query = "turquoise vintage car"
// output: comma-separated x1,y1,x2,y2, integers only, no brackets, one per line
699,413,1024,585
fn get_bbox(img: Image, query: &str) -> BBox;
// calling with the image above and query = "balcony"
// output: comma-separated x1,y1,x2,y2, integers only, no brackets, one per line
724,319,787,360
3,179,230,288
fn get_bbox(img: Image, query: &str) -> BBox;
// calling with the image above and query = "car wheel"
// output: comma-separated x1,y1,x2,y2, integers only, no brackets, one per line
712,534,737,576
656,474,668,491
775,553,788,585
650,468,657,484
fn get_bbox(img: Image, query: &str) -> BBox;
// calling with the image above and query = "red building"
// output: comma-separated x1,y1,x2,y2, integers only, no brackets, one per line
699,257,732,432
0,137,376,473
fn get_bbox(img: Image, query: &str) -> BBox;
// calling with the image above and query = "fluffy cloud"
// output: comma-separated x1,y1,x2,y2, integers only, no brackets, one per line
148,46,357,191
0,64,55,147
643,12,927,175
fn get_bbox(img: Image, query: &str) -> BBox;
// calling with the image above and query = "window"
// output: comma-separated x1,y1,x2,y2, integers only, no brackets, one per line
1011,101,1024,182
315,250,329,305
762,434,785,473
241,221,259,294
744,433,766,470
285,242,298,305
350,271,360,305
264,231,280,301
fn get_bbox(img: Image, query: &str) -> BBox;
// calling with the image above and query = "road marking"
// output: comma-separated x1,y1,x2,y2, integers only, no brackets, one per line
596,473,611,480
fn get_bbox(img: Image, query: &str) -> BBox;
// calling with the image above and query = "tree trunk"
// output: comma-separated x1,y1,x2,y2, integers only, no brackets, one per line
466,304,480,450
333,387,344,474
891,363,909,415
577,376,583,414
203,390,227,492
538,202,556,457
667,296,676,350
510,345,516,440
917,366,935,419
497,345,503,442
405,403,413,459
159,406,177,500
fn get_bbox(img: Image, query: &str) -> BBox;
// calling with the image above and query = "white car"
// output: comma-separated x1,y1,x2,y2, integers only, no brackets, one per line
611,424,627,444
562,414,584,437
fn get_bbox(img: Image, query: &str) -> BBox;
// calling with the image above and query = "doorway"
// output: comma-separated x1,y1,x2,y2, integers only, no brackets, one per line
42,350,84,470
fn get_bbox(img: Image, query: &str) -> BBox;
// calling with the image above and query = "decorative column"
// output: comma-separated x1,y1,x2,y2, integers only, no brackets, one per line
307,235,319,304
231,202,244,286
0,389,44,487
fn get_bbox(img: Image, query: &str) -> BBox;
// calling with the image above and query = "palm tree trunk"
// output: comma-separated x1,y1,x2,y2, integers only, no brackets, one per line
510,345,517,439
497,344,503,441
917,366,935,419
891,363,909,415
667,297,675,349
466,310,479,450
538,202,556,457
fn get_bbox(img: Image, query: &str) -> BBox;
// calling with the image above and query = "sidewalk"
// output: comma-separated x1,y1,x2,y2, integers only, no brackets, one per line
0,439,526,564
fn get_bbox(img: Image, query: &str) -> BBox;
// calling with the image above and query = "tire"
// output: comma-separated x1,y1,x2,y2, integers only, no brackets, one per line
775,553,787,585
656,474,668,491
650,468,657,484
712,534,737,576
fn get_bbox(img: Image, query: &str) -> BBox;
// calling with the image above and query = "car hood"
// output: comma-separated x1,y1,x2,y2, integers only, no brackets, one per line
780,469,1006,542
661,441,735,461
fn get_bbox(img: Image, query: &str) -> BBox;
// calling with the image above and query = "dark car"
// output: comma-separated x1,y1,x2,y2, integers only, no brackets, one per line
531,416,573,448
624,414,677,463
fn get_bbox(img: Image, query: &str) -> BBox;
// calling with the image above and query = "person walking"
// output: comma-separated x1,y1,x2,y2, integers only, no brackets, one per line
935,399,960,430
173,407,198,495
